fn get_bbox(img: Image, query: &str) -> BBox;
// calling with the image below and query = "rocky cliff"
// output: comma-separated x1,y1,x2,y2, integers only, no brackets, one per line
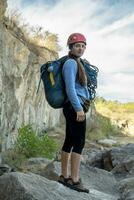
0,0,65,151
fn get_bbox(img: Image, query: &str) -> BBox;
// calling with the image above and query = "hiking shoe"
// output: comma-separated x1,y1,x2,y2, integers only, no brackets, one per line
66,178,89,193
58,175,69,186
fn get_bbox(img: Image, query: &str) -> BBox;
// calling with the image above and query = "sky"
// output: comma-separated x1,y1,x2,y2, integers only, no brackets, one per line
7,0,134,103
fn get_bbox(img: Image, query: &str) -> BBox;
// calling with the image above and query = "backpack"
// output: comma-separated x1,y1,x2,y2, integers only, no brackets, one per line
37,56,99,108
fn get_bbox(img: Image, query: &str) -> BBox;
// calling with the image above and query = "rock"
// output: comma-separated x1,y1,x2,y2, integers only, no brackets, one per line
81,165,119,198
40,161,60,181
82,144,134,177
1,144,134,199
0,170,119,200
111,143,134,178
82,148,113,171
0,164,14,176
41,160,120,199
82,148,105,168
0,0,7,23
0,172,84,200
102,150,113,171
21,158,54,175
117,177,134,200
26,157,53,165
111,144,134,166
0,0,61,150
97,139,117,147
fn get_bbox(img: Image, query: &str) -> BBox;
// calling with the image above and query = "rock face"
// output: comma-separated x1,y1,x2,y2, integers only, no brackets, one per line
0,29,61,150
0,0,7,24
0,0,63,151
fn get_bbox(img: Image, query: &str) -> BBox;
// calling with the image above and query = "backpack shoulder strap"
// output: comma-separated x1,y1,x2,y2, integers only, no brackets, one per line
59,55,69,66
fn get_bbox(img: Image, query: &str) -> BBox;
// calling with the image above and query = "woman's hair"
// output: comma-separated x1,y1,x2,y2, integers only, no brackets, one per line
68,46,87,86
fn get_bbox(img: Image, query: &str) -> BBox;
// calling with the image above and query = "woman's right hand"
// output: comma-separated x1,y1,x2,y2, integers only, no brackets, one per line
76,110,85,122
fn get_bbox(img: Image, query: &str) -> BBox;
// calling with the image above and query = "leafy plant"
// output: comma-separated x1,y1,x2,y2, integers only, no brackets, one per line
16,124,58,159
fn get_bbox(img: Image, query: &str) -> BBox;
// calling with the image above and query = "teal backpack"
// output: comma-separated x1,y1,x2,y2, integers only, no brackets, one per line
37,56,99,108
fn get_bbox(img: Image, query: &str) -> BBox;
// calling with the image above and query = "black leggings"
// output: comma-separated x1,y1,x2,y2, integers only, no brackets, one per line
62,102,86,155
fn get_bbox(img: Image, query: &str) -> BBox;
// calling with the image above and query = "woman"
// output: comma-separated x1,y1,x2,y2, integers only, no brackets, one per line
58,33,90,193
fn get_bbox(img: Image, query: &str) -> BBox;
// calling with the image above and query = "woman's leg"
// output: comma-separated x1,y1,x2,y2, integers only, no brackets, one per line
60,104,89,192
70,117,86,182
71,152,81,182
61,103,86,182
61,105,74,178
61,150,70,178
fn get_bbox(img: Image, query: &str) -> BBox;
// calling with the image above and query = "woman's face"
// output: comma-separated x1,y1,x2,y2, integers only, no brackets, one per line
70,42,86,57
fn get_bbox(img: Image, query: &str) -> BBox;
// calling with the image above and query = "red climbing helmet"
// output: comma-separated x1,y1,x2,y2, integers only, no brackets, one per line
67,33,86,45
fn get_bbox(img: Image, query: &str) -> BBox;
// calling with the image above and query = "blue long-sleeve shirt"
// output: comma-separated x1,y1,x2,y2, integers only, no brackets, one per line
62,58,90,112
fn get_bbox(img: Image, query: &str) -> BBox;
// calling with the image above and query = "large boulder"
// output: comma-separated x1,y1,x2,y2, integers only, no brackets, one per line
42,161,119,199
0,170,119,200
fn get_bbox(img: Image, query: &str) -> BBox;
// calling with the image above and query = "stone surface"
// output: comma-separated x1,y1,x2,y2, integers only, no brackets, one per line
117,177,134,200
0,170,119,200
0,0,61,150
0,143,134,199
0,164,13,176
0,0,7,23
97,139,117,147
21,157,53,174
0,26,60,150
41,161,120,199
82,148,105,168
26,157,52,165
111,143,134,178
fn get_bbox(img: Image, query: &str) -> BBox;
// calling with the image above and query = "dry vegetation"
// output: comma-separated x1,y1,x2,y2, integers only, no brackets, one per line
87,97,134,141
5,9,61,53
95,97,134,121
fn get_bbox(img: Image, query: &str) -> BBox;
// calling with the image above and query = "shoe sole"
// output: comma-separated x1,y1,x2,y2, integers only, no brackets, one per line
66,183,89,193
58,180,89,193
58,180,67,186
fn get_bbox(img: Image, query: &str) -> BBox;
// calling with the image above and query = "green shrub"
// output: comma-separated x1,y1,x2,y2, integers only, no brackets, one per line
16,124,58,159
